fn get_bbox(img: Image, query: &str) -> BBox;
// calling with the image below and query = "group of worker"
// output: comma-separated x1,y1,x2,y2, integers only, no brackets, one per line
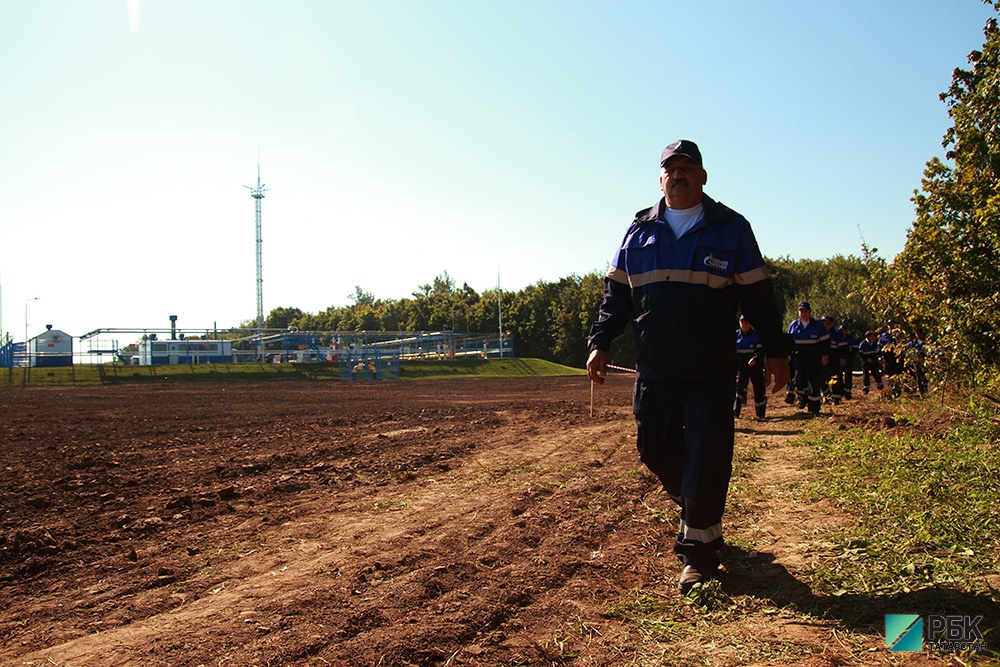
858,319,929,396
735,302,929,419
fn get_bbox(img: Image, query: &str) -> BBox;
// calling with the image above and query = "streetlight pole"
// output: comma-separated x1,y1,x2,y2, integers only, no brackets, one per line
25,297,39,367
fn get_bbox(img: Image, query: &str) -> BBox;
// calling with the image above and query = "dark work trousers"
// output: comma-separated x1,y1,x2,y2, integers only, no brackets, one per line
824,354,844,403
792,353,823,414
841,355,855,398
784,355,798,404
882,351,900,376
862,359,883,392
633,378,733,572
735,358,766,418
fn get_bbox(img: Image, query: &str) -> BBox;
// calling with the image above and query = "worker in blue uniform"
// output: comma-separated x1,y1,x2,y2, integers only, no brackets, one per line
907,330,929,394
787,302,829,414
859,330,884,394
734,316,767,420
822,315,846,404
587,140,790,594
879,321,901,376
839,326,858,399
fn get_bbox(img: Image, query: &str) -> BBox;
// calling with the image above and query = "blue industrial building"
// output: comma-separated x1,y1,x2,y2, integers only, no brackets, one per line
31,326,73,367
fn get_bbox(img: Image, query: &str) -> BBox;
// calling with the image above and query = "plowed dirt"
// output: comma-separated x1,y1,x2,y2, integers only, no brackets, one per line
0,375,981,666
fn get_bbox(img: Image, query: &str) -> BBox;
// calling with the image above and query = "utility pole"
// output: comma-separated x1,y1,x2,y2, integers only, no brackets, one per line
24,297,39,367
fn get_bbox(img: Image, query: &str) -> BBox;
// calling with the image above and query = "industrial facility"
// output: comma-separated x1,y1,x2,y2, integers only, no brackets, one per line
0,164,512,380
0,325,73,368
0,314,512,383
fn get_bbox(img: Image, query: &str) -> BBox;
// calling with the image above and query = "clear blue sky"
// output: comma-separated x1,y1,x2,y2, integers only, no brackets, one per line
1,1,995,340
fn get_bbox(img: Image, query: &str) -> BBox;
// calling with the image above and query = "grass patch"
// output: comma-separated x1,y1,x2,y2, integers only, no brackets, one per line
400,357,583,380
604,391,1000,664
804,401,1000,597
601,586,814,666
602,591,684,642
1,362,342,386
1,358,583,387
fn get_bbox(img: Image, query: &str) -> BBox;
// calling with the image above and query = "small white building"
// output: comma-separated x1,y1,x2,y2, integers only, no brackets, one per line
133,337,233,365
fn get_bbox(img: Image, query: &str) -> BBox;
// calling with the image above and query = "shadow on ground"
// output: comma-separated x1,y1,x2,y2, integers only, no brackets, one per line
719,545,999,654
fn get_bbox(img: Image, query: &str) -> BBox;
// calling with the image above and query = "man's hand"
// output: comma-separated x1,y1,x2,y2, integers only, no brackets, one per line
587,349,608,385
764,357,790,394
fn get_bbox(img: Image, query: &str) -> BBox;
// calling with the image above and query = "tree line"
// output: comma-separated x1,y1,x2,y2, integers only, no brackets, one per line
251,255,878,371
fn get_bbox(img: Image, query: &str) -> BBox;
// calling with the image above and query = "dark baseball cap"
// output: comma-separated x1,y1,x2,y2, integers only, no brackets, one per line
660,140,702,167
797,301,811,310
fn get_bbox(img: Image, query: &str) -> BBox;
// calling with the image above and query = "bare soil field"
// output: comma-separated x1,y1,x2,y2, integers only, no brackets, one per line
0,376,988,666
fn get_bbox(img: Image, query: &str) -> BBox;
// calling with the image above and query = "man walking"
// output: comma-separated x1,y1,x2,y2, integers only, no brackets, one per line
822,315,846,405
879,320,901,376
839,326,858,399
735,316,767,420
587,140,790,593
787,302,829,415
859,330,884,394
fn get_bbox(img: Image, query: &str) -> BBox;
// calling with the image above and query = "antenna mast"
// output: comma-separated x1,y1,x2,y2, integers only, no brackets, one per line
244,160,269,358
243,161,267,356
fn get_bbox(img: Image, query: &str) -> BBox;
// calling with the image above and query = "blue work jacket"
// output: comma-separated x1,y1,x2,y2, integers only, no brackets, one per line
736,328,764,366
588,195,790,382
787,318,830,363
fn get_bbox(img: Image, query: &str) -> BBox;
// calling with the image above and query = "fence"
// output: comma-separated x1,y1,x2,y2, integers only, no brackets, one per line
5,329,512,370
0,339,16,368
338,348,400,381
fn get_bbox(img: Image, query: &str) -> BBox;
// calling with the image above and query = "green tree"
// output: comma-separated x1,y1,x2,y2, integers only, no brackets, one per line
767,255,876,336
265,306,305,330
874,7,1000,373
349,286,377,307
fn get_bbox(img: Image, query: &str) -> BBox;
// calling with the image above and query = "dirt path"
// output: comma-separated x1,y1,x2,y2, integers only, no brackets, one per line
0,376,979,666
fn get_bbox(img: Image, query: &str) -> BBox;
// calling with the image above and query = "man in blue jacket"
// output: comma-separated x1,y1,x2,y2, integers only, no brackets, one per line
787,302,829,415
859,330,884,394
839,326,858,399
822,315,846,405
735,315,767,420
587,140,790,594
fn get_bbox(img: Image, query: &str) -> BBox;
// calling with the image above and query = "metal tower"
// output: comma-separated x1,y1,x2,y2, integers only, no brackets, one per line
244,164,269,333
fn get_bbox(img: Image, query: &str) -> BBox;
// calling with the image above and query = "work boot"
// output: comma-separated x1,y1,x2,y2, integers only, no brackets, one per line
678,565,714,594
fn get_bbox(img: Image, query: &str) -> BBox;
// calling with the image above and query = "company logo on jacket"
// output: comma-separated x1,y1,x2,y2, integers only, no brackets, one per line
703,253,729,272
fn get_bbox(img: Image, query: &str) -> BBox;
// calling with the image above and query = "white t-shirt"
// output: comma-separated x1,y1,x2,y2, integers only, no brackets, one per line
663,202,705,239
